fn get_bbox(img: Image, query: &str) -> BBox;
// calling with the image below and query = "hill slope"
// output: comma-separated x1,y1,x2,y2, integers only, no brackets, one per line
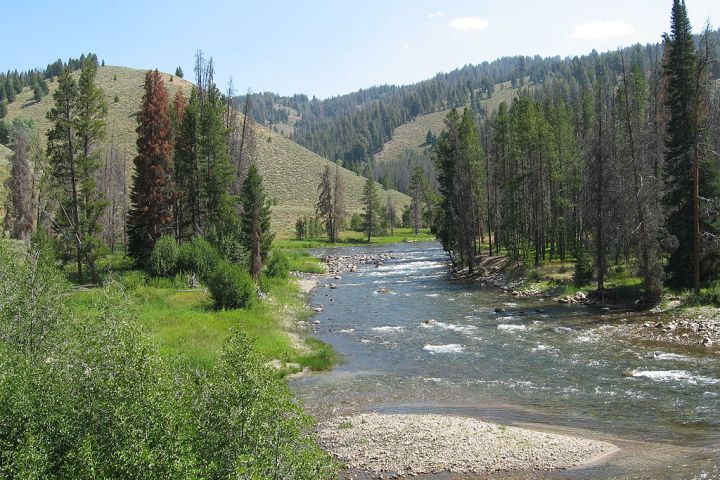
2,65,407,234
373,80,530,165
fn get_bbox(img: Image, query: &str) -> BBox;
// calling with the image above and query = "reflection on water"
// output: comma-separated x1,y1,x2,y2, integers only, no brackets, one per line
292,242,720,478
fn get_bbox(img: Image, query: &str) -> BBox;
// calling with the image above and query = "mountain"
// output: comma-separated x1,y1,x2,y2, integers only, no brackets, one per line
1,65,408,234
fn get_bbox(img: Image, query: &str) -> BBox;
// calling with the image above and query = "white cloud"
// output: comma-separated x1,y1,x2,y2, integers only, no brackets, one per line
570,20,636,40
402,42,411,50
449,16,489,32
427,11,443,20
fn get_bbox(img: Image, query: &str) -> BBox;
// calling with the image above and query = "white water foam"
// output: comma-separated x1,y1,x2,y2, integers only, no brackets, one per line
425,293,440,298
496,316,516,322
338,328,355,334
420,321,478,334
497,324,526,332
371,326,405,333
632,370,719,385
554,326,574,334
651,352,690,361
423,344,465,354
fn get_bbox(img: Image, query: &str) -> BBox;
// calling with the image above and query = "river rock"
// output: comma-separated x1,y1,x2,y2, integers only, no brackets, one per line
376,288,391,294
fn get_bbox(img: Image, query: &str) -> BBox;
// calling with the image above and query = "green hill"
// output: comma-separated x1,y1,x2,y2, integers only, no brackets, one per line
2,65,408,235
373,80,531,165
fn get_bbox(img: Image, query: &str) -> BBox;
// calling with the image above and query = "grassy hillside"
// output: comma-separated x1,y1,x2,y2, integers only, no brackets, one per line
2,65,408,235
374,80,533,165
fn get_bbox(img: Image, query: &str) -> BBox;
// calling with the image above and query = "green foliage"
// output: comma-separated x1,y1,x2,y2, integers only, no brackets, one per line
350,212,363,231
208,261,257,309
241,164,274,278
266,250,290,279
361,176,381,241
0,245,336,478
295,217,306,239
177,236,219,281
148,234,179,277
574,247,594,286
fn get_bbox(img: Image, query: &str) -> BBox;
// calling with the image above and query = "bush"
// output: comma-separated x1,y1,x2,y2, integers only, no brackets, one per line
148,235,179,277
266,251,290,279
177,237,219,281
208,261,257,309
350,213,363,232
574,247,594,286
0,265,336,478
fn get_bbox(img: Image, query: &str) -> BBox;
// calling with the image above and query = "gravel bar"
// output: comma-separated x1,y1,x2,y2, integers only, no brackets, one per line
319,413,617,476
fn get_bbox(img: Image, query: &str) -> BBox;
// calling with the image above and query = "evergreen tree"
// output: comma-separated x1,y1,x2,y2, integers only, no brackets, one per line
240,164,273,279
47,62,107,284
0,101,6,119
662,0,720,288
361,176,380,242
175,66,184,78
332,164,347,238
127,70,176,266
33,84,42,102
316,165,334,240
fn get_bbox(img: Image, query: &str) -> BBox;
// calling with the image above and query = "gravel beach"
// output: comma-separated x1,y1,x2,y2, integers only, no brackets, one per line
319,413,617,477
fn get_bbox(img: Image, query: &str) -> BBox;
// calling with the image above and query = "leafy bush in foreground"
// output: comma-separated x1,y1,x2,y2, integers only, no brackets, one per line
208,261,257,309
0,245,335,479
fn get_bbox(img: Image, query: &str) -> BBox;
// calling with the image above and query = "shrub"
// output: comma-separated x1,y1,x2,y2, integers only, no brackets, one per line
574,248,593,286
148,235,179,277
177,236,219,281
266,251,290,279
208,261,257,309
350,212,363,232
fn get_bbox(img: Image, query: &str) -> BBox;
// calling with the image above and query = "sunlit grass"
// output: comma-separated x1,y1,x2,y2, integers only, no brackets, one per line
275,227,435,249
68,272,336,372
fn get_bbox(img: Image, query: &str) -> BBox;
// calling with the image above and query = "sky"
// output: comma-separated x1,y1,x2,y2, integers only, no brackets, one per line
2,0,718,99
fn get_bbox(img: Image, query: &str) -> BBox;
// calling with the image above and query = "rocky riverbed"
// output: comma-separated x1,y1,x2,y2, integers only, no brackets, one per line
320,252,399,275
318,413,617,477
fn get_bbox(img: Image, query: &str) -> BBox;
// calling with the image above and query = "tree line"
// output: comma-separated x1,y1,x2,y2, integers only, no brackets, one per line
3,50,275,288
0,53,99,122
425,0,719,300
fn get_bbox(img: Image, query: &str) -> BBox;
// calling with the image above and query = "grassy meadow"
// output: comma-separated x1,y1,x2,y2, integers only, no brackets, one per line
67,251,335,374
275,227,435,249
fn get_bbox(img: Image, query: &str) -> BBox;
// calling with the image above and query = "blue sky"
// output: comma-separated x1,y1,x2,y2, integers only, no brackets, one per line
2,0,718,98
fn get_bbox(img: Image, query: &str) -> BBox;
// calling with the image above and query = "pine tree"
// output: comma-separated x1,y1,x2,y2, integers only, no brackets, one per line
175,66,184,78
240,164,273,279
361,176,380,242
0,101,6,119
174,89,200,240
663,0,698,287
3,121,34,241
127,70,176,266
47,62,107,284
316,165,334,241
332,164,346,238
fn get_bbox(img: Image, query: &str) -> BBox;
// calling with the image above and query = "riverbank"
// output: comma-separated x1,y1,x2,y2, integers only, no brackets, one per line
468,255,720,349
319,413,617,477
274,227,435,249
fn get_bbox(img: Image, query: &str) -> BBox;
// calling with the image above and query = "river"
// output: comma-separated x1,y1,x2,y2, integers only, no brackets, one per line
291,241,719,479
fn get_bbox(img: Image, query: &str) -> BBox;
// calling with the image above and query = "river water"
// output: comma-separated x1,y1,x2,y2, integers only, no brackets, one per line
291,242,719,479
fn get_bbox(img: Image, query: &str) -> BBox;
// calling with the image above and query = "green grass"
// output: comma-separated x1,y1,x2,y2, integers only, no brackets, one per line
275,227,435,249
68,271,335,372
2,65,409,237
285,251,327,273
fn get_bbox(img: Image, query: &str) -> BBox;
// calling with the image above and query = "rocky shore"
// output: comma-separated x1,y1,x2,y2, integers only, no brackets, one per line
319,413,617,477
320,252,399,275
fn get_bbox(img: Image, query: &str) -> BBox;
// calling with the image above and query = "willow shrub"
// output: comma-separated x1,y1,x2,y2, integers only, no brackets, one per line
0,243,335,479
